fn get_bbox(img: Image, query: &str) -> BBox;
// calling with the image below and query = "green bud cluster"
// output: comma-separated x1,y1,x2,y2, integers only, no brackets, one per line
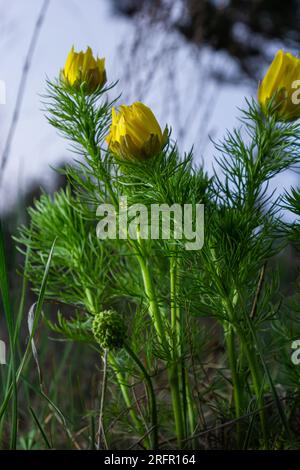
92,309,126,350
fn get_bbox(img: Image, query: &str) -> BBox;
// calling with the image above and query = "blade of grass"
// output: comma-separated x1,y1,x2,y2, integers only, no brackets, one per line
90,415,96,450
0,242,31,443
0,221,18,448
39,389,80,449
23,374,81,449
14,243,30,346
0,238,56,423
29,406,52,449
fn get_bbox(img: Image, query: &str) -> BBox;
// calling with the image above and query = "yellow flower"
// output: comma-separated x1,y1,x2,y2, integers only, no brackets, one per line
258,49,300,121
61,46,106,94
106,102,168,161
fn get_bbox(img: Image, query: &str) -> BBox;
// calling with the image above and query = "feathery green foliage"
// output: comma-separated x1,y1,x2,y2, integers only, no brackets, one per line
6,74,300,450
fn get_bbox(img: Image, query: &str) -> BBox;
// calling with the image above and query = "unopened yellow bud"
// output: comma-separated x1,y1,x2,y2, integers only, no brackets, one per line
106,101,168,161
61,46,106,94
258,50,300,121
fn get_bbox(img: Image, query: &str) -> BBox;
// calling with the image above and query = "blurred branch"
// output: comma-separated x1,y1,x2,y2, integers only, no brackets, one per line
0,0,51,185
114,0,300,80
115,2,222,155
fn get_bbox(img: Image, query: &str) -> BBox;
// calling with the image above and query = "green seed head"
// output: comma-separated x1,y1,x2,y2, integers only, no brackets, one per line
92,309,126,350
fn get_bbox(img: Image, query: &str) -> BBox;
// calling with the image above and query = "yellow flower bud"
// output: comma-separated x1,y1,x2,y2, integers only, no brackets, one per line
106,102,168,161
61,46,106,94
258,49,300,121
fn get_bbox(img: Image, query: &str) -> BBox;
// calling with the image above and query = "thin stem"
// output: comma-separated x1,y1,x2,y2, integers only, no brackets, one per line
185,370,197,449
125,344,158,449
224,292,268,447
136,252,166,345
241,339,268,447
224,322,242,447
209,249,244,447
108,353,149,449
176,257,196,446
169,253,185,447
87,141,118,208
168,363,184,448
96,349,108,450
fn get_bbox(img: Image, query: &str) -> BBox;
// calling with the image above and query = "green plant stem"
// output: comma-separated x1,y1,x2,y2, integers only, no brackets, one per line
223,290,268,447
240,338,268,447
185,370,197,449
209,248,244,448
172,254,196,447
169,253,185,447
136,253,166,344
137,241,185,447
224,322,242,446
168,364,184,448
170,254,180,350
108,353,149,449
87,141,118,208
125,344,158,449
